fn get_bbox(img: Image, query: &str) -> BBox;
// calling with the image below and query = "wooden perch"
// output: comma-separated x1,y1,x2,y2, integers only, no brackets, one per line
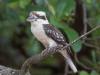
0,65,20,75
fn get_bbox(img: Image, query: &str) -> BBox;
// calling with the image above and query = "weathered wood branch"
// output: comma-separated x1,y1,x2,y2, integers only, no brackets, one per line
0,65,20,75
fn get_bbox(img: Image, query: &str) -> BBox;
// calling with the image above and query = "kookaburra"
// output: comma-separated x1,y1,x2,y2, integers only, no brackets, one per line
26,11,77,73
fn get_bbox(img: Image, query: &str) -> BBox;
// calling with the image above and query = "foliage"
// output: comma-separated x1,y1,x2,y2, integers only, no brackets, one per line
0,0,100,75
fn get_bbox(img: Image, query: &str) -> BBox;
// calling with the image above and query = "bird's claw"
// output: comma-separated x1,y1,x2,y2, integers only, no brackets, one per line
41,47,51,57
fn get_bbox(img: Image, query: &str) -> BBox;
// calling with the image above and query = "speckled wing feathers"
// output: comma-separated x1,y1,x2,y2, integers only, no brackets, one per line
43,24,67,46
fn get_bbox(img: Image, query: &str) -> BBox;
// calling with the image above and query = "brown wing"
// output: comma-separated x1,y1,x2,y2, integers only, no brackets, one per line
43,24,67,46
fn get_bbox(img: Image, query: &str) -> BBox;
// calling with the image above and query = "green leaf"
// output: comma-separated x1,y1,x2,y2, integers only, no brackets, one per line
79,71,89,75
86,0,91,4
48,0,58,6
19,0,31,9
91,50,96,63
5,0,17,3
56,0,66,18
64,0,76,14
48,4,55,16
19,15,26,23
9,1,19,8
64,26,82,52
35,0,44,5
25,4,48,12
56,0,75,18
24,37,41,55
91,70,99,75
83,57,94,66
92,15,100,37
50,16,63,28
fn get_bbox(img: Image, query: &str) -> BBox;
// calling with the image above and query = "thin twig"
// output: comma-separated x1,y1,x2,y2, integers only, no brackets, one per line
86,36,100,40
87,19,93,28
63,25,100,50
74,53,93,70
83,37,100,54
64,63,68,75
95,40,100,54
82,0,87,34
82,42,98,49
20,25,100,75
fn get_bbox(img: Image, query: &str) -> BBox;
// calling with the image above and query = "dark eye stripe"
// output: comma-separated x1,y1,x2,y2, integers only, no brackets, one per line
39,16,46,20
35,14,46,20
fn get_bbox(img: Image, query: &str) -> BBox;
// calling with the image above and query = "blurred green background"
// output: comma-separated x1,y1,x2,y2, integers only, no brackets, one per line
0,0,100,75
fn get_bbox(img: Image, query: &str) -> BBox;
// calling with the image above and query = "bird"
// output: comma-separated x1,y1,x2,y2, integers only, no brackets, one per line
26,11,77,73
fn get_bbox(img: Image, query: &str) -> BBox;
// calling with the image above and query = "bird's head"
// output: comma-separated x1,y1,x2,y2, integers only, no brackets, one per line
26,11,48,23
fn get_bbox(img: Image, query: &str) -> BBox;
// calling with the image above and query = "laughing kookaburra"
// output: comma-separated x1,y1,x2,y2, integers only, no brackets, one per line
26,11,77,73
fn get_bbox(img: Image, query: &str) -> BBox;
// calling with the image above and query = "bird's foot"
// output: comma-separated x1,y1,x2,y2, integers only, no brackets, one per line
41,47,51,57
57,44,63,50
41,49,47,57
41,45,63,57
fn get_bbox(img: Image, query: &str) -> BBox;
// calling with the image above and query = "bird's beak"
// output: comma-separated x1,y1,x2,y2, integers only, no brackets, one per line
26,16,36,22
